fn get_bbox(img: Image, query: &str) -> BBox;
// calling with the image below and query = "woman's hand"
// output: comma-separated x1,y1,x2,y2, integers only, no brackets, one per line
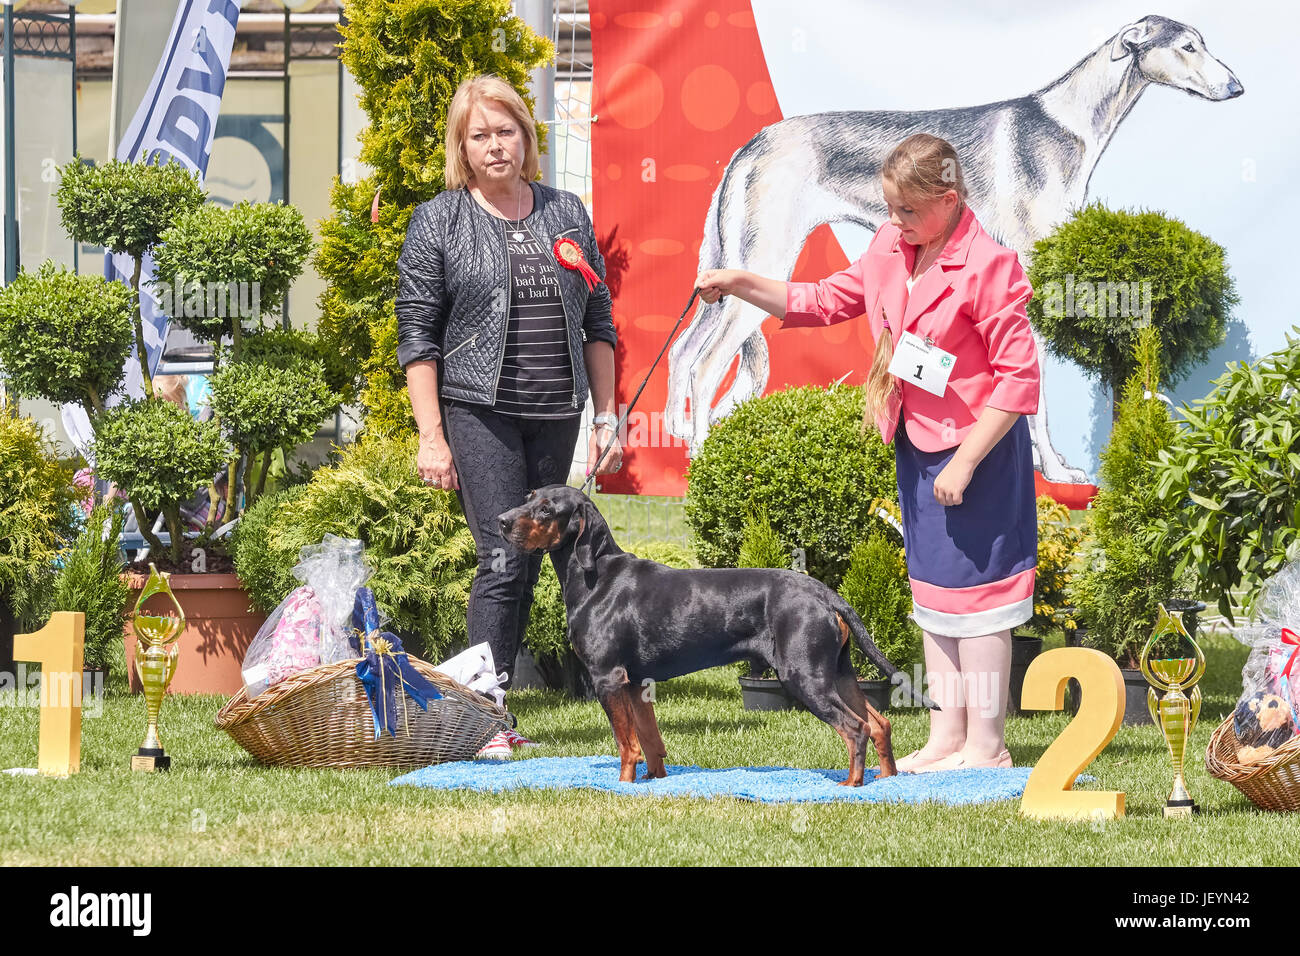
933,458,974,507
417,433,460,491
695,269,744,304
588,425,623,476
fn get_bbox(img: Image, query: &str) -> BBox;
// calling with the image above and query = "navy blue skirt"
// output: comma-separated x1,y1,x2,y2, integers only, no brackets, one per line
894,415,1037,637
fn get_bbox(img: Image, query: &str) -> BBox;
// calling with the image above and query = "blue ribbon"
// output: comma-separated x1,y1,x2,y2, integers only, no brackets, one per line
351,588,441,739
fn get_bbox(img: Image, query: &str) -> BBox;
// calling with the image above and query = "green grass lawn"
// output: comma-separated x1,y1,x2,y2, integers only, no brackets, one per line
1,630,1294,866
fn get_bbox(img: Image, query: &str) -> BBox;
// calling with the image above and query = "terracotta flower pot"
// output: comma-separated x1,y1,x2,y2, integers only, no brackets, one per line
122,572,264,696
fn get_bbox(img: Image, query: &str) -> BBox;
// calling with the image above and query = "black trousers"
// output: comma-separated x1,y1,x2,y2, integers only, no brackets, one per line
441,400,580,689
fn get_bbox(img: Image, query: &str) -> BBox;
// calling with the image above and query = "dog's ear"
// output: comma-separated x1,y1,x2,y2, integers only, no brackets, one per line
1110,19,1155,61
568,501,596,571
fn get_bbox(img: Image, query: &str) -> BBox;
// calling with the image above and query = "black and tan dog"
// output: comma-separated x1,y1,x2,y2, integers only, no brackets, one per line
498,485,936,785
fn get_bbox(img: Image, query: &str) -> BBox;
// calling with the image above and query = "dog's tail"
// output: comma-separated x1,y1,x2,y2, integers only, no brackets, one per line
830,594,939,711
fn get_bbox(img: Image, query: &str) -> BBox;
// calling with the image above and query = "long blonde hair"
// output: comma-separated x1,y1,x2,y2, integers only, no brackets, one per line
443,75,540,190
863,134,969,431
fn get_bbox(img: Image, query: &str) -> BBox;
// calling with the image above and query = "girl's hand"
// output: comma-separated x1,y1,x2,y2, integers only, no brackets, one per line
417,433,459,491
695,269,742,304
933,458,974,507
588,426,623,476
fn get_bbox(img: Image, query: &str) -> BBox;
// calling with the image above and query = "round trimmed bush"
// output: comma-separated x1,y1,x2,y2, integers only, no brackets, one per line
0,262,134,412
56,155,205,258
685,384,896,588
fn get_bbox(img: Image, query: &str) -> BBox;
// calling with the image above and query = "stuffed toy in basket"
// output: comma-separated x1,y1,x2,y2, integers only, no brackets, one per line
1205,563,1300,811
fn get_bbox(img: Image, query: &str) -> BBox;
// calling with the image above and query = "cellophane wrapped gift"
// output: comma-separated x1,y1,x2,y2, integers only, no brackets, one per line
240,535,373,698
1230,561,1300,763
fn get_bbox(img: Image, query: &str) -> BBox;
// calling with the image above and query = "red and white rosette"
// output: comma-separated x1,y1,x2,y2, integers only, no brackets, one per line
553,237,601,291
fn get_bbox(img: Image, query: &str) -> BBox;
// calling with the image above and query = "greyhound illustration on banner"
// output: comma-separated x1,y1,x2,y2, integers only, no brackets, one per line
664,15,1243,483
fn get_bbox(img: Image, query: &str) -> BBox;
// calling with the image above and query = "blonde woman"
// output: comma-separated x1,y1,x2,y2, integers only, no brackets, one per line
397,76,620,749
695,134,1039,771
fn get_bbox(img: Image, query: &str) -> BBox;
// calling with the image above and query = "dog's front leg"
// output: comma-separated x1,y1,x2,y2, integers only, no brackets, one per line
625,688,668,780
598,690,642,783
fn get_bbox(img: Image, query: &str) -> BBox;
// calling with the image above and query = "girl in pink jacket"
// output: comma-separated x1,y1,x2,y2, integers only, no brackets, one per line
696,134,1039,772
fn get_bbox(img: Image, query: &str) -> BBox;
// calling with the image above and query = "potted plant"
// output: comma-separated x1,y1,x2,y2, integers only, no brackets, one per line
1068,327,1200,724
1008,496,1085,714
0,158,339,694
1150,328,1300,624
733,507,801,710
1027,201,1235,423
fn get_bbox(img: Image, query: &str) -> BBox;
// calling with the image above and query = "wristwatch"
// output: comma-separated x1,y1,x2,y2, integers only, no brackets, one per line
593,412,618,432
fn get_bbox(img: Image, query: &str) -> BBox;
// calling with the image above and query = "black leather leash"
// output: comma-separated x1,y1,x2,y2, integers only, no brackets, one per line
581,288,700,496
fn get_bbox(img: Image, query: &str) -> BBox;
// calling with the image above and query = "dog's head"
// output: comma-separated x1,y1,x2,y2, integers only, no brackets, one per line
1109,16,1243,101
497,484,599,571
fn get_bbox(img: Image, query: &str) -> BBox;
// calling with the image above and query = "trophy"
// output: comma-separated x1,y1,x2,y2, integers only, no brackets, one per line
130,564,185,771
1139,604,1206,817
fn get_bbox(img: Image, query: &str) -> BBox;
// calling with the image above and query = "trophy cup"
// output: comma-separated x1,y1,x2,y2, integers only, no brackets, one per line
129,564,185,772
1139,604,1207,817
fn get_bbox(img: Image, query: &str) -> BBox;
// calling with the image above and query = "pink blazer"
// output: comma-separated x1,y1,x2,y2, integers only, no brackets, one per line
784,205,1039,451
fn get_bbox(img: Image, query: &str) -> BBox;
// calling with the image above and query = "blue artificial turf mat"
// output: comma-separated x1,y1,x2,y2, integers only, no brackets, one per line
390,755,1071,805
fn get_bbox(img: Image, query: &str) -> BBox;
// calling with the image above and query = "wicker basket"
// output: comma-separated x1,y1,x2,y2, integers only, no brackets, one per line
1205,714,1300,812
215,656,510,769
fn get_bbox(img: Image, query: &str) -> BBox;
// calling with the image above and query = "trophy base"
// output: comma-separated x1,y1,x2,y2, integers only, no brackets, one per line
131,748,171,772
1164,798,1198,818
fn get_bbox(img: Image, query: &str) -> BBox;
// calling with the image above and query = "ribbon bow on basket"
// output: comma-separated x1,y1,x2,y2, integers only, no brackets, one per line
351,588,441,739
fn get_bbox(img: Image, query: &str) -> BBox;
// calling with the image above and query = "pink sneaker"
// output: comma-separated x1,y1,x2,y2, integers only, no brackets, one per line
475,731,513,760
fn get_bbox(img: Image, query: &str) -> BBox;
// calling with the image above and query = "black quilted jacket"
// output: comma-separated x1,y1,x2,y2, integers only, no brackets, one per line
395,182,617,410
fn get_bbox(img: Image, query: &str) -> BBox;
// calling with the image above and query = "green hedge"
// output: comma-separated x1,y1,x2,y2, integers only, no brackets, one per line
686,384,895,588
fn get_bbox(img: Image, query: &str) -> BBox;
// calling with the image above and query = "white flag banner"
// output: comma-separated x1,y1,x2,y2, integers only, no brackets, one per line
63,0,240,460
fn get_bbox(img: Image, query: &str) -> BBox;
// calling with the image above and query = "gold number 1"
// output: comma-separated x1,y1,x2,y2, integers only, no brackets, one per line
1019,647,1126,820
12,612,85,776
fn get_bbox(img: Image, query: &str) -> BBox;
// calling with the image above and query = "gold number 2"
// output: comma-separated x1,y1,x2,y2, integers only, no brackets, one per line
1019,647,1126,820
12,612,85,776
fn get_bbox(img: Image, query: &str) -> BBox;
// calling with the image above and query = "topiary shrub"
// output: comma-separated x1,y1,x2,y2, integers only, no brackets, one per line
230,430,476,661
686,384,896,588
206,359,340,502
1150,328,1300,622
55,156,206,400
0,262,134,415
1069,327,1194,666
91,398,232,565
151,201,314,340
315,0,554,434
1027,202,1235,419
838,532,920,680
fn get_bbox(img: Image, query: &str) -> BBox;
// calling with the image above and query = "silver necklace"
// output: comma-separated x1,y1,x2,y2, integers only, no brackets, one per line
483,178,527,240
